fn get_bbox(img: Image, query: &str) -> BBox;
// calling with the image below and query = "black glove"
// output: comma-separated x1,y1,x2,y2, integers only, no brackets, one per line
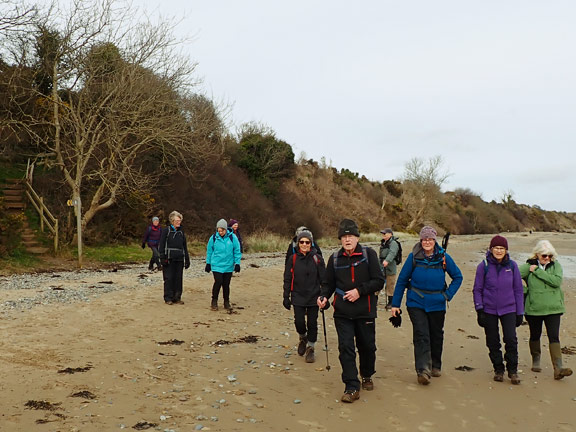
389,309,402,328
234,264,241,273
141,243,146,249
283,298,291,310
476,309,486,328
205,263,211,273
516,315,523,327
163,259,169,267
184,260,190,270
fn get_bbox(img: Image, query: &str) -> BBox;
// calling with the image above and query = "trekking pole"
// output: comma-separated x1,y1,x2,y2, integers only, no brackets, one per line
320,306,331,371
442,232,451,251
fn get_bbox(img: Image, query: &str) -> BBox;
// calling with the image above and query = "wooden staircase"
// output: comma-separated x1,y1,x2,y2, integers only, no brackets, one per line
2,178,50,255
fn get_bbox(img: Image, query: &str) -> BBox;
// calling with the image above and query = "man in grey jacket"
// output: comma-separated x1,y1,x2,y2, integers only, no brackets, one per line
379,228,400,310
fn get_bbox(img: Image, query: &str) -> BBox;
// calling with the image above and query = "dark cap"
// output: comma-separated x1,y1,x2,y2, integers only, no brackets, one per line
338,219,360,239
380,228,393,234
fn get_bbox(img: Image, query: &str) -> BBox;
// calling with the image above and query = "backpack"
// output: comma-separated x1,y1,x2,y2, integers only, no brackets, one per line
290,251,321,292
332,245,370,269
211,231,234,251
393,238,403,265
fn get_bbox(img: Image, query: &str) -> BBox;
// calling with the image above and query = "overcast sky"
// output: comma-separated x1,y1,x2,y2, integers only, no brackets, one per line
138,0,575,212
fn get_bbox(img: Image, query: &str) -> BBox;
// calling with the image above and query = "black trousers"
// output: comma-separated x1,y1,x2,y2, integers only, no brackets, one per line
148,246,161,269
526,313,562,344
407,307,446,373
483,312,518,373
212,272,232,302
293,305,319,343
162,260,184,302
334,317,376,392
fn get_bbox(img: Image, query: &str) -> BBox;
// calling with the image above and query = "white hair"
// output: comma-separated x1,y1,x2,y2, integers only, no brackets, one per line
168,210,183,223
531,240,557,261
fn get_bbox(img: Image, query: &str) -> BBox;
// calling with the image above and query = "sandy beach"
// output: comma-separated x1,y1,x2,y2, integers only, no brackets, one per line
1,232,575,432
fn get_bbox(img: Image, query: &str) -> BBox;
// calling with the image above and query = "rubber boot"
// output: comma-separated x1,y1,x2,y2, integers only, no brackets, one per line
550,342,573,380
529,340,542,372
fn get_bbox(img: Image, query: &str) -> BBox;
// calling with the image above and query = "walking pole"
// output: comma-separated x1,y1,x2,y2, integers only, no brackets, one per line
321,306,331,371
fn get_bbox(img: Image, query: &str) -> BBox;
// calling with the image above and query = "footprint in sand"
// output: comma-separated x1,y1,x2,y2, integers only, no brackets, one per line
417,421,437,432
432,400,446,410
297,420,327,431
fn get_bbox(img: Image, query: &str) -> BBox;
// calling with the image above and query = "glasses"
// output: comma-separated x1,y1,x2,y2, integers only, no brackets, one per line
299,240,311,245
541,254,552,258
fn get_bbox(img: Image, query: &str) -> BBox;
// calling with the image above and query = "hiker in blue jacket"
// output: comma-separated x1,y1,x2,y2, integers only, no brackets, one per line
141,216,163,271
205,218,242,311
473,235,524,385
390,225,463,385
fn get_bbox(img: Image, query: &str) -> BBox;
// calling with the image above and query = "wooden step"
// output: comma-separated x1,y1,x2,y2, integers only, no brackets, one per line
4,184,24,190
4,202,25,209
3,189,23,196
26,246,50,255
3,195,22,201
6,178,23,184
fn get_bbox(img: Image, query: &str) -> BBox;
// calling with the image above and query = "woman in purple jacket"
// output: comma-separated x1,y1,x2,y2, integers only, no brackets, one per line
473,235,524,384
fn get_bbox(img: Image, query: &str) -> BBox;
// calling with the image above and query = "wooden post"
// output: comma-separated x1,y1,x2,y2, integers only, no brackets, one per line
40,197,45,232
75,193,82,268
54,219,59,252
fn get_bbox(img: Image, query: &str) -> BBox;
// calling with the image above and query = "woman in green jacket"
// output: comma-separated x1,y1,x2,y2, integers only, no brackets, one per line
519,240,572,380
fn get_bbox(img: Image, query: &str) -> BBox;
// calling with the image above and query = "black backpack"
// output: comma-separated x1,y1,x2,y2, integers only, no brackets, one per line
393,238,403,265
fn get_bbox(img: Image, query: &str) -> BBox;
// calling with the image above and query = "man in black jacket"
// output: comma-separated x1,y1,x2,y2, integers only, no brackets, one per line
317,219,385,403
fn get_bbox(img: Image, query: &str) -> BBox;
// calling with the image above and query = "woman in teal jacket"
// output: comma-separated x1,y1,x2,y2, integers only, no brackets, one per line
390,226,463,385
519,239,572,380
205,218,242,311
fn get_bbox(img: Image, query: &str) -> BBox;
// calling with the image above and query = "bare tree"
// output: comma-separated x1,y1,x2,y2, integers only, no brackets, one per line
401,155,451,231
0,1,38,34
0,0,225,265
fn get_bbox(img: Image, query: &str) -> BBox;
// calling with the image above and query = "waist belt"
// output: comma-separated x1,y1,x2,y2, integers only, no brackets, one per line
335,288,350,301
409,286,448,301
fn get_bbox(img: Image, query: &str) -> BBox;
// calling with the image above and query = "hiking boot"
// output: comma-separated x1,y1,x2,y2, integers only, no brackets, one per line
156,265,163,272
305,346,315,363
174,300,184,305
509,373,521,385
297,337,308,356
361,377,374,391
210,299,218,311
224,300,232,310
165,301,173,305
431,368,442,377
417,371,431,385
148,265,154,271
341,390,360,403
493,371,504,382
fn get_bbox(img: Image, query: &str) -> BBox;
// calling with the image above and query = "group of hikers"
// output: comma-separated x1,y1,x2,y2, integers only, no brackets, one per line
143,214,572,403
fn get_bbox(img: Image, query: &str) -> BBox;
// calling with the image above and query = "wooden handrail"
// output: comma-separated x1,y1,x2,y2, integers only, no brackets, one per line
23,159,59,252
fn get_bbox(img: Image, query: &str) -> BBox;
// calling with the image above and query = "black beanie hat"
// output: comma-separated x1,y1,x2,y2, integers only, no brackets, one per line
338,219,360,239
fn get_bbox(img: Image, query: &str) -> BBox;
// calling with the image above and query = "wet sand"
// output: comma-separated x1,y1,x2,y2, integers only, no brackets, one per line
0,232,575,431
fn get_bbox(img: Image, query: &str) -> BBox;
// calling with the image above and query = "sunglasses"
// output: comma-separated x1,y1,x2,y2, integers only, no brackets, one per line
299,240,311,245
541,254,552,258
